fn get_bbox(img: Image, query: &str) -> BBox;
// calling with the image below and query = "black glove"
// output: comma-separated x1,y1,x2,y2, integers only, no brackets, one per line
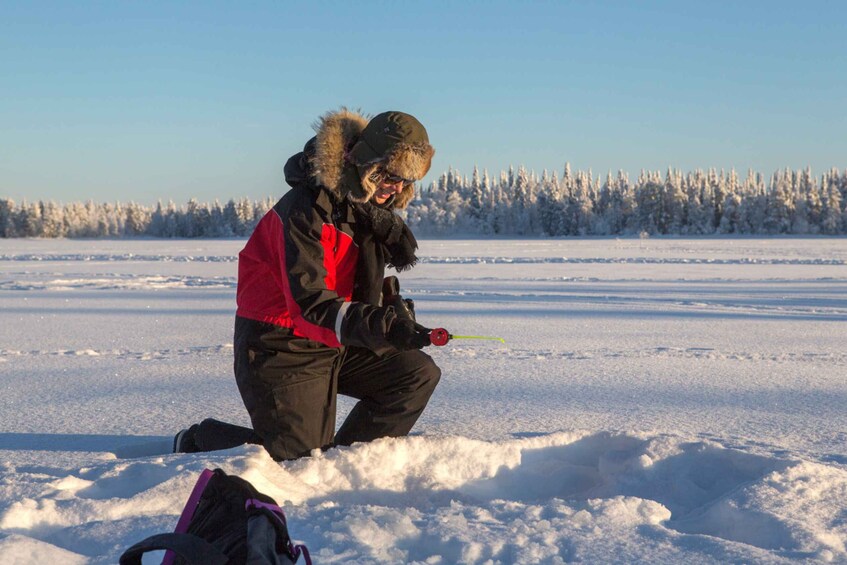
386,318,431,351
383,275,416,321
385,295,416,322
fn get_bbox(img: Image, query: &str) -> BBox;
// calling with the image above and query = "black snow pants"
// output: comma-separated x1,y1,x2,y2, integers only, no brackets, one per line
233,316,441,461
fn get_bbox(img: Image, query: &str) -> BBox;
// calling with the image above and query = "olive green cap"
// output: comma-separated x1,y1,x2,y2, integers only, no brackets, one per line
348,111,433,178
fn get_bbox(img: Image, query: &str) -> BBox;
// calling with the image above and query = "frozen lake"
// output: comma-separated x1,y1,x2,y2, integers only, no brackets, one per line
0,237,845,563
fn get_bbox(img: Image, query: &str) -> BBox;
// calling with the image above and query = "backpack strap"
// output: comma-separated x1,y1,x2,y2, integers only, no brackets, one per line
173,469,216,534
161,468,216,565
118,532,230,565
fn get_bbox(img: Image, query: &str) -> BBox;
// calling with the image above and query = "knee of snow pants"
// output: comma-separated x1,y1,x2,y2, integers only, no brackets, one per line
333,348,441,447
233,316,342,461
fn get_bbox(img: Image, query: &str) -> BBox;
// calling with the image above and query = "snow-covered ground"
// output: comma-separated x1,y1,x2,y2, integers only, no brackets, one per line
1,237,845,564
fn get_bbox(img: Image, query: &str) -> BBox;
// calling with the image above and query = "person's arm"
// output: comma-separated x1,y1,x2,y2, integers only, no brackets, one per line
271,202,430,353
272,205,402,352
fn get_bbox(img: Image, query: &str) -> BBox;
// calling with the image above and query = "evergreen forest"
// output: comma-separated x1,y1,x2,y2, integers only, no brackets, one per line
2,165,845,238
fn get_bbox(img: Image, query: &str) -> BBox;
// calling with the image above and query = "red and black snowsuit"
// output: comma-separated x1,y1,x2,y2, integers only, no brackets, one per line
233,110,440,461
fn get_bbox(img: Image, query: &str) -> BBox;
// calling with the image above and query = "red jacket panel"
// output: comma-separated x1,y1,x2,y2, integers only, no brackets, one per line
236,201,358,348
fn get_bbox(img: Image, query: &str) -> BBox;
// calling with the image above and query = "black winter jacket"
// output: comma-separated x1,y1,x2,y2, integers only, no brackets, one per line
236,138,416,355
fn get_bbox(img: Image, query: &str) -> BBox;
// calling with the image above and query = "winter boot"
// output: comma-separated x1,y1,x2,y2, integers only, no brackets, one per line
173,424,201,453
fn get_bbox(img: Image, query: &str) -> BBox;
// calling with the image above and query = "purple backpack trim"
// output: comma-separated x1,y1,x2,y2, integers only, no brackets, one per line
245,498,312,565
162,469,215,565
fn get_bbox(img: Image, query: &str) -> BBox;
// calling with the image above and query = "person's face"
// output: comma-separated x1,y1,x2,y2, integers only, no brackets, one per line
371,171,413,205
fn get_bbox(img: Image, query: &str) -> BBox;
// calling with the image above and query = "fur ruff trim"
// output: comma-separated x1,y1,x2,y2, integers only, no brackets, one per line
310,108,432,209
310,108,368,195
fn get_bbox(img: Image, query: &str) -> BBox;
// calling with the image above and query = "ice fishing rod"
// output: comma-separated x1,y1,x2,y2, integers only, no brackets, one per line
429,328,506,347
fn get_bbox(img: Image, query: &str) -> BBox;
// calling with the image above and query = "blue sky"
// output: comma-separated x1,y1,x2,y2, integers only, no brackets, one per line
2,1,845,205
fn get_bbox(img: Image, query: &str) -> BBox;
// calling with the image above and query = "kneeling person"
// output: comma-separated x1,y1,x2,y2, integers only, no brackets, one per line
176,109,440,460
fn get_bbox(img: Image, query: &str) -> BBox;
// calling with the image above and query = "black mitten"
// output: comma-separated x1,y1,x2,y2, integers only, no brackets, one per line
383,276,416,321
385,295,416,322
386,319,431,351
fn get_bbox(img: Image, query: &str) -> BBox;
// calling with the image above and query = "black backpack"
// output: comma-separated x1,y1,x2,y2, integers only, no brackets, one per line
120,468,310,565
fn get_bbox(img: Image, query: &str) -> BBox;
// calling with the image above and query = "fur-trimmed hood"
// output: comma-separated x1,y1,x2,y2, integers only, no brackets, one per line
306,108,434,209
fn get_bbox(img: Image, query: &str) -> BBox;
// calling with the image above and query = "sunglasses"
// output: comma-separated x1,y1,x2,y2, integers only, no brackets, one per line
372,170,415,187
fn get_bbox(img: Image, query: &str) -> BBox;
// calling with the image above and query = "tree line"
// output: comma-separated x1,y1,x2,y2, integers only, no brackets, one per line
0,197,276,238
406,165,846,236
2,165,845,238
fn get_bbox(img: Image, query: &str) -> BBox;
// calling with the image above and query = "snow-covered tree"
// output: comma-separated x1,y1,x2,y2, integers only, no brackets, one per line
821,172,844,235
764,170,794,234
40,200,66,238
0,199,15,237
125,202,149,236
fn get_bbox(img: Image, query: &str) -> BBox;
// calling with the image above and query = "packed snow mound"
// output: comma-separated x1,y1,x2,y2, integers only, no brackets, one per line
0,534,88,565
0,431,844,564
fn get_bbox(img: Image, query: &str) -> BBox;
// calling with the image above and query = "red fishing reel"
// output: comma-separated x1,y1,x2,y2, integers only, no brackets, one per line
430,328,451,346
